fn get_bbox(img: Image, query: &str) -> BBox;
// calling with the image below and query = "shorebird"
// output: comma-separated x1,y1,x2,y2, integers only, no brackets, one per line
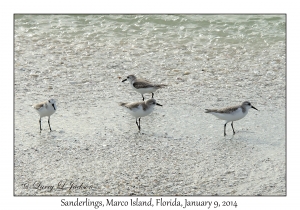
119,98,162,131
205,101,258,136
33,99,57,132
122,75,167,101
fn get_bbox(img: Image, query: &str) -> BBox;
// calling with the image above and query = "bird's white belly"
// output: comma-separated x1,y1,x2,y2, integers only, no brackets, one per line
37,107,55,117
126,105,154,118
212,108,248,122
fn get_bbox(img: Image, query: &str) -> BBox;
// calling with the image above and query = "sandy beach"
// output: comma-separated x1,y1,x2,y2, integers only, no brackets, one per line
14,15,285,196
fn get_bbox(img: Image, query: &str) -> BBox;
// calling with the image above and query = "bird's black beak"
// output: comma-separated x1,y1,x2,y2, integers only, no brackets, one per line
156,103,163,106
251,106,258,111
52,104,56,110
122,78,127,82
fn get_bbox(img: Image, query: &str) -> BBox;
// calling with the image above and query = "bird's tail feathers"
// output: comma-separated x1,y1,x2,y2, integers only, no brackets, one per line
118,102,127,107
205,109,213,113
156,84,167,88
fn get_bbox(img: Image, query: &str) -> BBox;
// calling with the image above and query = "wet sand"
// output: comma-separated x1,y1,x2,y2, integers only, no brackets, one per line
14,67,285,196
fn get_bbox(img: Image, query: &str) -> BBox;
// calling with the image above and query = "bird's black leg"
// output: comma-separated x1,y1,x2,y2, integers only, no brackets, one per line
136,118,140,131
142,94,144,101
231,121,235,135
152,93,154,98
39,118,42,132
48,116,52,131
224,122,228,136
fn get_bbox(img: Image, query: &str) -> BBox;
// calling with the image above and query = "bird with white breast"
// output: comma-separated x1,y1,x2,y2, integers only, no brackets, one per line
119,98,162,131
122,75,167,101
33,99,57,132
205,101,258,136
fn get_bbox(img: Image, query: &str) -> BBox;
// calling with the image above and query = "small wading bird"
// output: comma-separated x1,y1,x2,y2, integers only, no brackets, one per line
205,101,258,136
119,98,162,131
33,99,57,132
122,75,167,101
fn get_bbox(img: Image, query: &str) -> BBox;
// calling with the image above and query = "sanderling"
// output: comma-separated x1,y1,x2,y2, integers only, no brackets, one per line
122,75,167,101
119,98,162,131
33,99,57,132
205,101,258,136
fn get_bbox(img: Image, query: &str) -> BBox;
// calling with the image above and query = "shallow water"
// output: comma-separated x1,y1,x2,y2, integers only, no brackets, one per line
15,15,285,75
15,14,285,45
14,14,285,108
14,14,286,196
